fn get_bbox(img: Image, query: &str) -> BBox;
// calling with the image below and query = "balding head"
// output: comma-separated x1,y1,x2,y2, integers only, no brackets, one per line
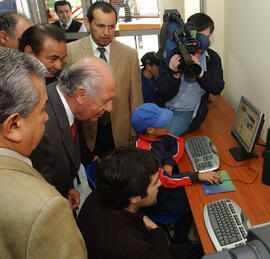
0,12,32,49
58,57,116,121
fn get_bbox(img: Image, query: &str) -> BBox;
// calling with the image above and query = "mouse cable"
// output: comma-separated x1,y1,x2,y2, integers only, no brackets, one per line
220,158,259,185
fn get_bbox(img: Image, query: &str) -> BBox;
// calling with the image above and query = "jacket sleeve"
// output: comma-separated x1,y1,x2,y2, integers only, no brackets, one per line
27,196,87,258
159,168,199,188
153,61,181,107
163,132,184,167
129,50,143,137
30,132,56,185
197,48,224,95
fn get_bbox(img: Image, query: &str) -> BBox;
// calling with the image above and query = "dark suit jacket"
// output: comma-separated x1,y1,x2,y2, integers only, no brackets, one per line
30,83,81,198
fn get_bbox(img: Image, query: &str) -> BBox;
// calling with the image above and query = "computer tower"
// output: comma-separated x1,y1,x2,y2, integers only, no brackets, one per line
262,128,270,186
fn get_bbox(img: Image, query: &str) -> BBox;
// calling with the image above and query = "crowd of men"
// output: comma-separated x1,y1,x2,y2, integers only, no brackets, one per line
0,1,224,258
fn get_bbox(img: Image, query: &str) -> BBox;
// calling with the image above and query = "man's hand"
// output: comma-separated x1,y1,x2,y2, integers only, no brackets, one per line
169,54,181,79
92,155,101,163
190,54,204,78
143,215,158,230
68,188,80,211
198,171,222,184
163,164,173,176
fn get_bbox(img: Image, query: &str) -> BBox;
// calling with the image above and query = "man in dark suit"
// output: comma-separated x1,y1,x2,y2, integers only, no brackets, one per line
30,56,116,211
52,0,87,34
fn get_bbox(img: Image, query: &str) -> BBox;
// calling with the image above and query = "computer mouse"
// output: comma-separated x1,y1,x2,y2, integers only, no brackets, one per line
202,179,223,185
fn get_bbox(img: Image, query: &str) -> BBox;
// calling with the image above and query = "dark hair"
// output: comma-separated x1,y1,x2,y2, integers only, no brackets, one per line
18,24,66,55
87,2,117,23
96,147,161,210
0,12,30,38
54,0,72,12
187,13,214,34
141,51,161,70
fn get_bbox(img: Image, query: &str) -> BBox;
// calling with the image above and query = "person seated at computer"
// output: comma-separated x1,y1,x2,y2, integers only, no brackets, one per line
140,51,161,103
153,13,224,136
52,0,87,35
131,103,222,243
78,147,204,259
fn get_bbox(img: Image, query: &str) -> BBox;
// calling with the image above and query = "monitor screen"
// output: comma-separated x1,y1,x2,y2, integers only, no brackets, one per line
230,96,264,161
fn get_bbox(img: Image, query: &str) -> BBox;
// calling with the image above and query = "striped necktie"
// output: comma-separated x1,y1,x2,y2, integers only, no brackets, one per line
97,47,107,62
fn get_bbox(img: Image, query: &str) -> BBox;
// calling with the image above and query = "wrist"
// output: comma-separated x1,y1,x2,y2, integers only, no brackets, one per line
198,70,204,79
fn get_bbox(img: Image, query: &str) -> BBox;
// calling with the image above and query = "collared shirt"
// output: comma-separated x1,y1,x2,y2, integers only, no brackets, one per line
165,51,209,112
56,85,74,127
90,35,111,63
59,19,87,32
0,148,32,166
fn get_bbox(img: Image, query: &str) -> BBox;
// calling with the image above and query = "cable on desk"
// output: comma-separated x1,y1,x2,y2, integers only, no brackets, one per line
220,158,259,185
220,159,249,168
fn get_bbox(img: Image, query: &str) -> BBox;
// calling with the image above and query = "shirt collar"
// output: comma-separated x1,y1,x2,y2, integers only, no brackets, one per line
138,134,161,142
60,19,72,28
89,34,111,62
0,148,32,166
56,84,74,126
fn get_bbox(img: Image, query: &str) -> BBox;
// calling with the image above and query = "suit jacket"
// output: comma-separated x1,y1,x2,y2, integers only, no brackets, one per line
30,83,81,198
63,36,143,151
0,154,87,259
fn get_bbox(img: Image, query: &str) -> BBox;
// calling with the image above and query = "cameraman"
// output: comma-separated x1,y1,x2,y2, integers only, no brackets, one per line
153,13,224,136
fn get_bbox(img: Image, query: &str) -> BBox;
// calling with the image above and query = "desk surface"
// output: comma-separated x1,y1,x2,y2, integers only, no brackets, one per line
179,95,270,254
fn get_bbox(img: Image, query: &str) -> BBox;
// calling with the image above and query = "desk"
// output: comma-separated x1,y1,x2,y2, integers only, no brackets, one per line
179,95,270,254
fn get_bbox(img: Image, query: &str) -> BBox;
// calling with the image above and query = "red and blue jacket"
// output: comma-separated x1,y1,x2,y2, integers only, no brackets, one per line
132,131,199,188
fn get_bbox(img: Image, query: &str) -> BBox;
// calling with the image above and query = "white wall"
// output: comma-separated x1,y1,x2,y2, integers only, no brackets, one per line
222,0,270,140
184,0,200,22
158,0,184,21
204,0,225,64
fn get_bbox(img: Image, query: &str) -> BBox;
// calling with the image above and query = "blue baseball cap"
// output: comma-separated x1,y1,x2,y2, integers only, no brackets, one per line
131,103,173,133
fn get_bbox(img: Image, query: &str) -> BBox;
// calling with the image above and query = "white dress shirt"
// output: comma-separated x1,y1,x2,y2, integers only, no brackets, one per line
56,85,74,127
90,35,111,63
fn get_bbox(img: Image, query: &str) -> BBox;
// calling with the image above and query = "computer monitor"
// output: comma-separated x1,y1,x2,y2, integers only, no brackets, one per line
229,96,264,161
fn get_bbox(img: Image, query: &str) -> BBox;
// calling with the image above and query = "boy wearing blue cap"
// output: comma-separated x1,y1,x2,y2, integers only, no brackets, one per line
131,103,221,243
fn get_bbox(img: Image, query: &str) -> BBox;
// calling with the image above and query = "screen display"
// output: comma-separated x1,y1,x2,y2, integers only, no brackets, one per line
234,101,260,148
232,96,264,154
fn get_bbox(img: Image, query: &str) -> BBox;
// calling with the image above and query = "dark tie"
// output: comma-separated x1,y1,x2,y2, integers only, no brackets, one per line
62,23,67,31
70,120,77,143
97,47,107,62
97,47,110,126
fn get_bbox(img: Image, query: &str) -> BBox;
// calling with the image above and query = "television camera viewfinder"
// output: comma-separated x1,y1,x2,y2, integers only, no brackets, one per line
229,96,264,161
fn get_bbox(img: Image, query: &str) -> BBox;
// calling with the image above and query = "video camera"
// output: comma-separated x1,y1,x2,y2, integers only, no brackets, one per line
156,9,210,82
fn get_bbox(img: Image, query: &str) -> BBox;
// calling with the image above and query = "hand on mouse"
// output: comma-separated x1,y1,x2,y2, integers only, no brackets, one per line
198,171,222,185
